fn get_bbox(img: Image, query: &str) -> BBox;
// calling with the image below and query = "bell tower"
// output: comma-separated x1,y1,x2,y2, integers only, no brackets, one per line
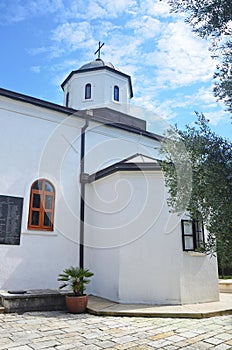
61,43,133,113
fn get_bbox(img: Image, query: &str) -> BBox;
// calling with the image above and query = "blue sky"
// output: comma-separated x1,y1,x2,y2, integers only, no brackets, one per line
0,0,231,140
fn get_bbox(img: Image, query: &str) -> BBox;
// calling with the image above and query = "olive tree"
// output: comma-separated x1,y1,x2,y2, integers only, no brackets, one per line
161,113,232,275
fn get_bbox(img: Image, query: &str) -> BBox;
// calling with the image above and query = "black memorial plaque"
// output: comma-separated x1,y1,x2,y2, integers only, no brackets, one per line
0,195,23,245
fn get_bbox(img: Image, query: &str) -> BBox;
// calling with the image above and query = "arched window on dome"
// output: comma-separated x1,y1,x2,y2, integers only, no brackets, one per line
28,179,55,231
85,83,91,99
114,85,119,102
65,92,69,107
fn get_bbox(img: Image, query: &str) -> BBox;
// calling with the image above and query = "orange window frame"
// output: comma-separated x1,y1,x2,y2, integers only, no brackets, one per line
28,179,55,231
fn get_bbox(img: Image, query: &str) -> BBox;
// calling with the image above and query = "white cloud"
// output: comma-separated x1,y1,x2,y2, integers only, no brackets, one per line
52,22,94,51
132,95,177,121
85,2,107,19
161,87,218,111
57,0,137,21
4,0,229,136
127,16,161,39
28,47,49,55
134,85,231,126
193,87,218,108
31,66,41,73
28,45,66,59
97,0,137,17
144,21,217,88
0,0,63,23
205,110,231,126
61,1,107,20
142,0,173,17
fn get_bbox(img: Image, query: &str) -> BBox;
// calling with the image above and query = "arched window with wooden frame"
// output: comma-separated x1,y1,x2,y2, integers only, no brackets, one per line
85,83,91,99
114,85,119,101
28,179,55,231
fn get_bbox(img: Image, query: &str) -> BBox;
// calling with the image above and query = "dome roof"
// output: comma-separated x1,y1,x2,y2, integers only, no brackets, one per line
79,58,116,71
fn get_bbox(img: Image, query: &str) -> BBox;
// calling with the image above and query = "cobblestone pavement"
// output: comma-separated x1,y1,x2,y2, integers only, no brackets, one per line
0,311,231,350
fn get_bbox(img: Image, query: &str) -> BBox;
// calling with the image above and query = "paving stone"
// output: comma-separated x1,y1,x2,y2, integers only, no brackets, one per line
30,340,61,349
0,312,231,350
93,340,116,348
111,335,138,344
150,331,174,340
204,337,224,345
214,344,232,350
187,341,215,349
168,335,186,343
178,331,200,338
216,333,232,340
7,346,33,350
79,345,102,350
129,346,154,350
148,339,173,348
56,345,79,350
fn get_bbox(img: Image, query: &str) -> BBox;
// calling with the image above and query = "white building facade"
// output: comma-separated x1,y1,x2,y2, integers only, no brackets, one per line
0,57,219,305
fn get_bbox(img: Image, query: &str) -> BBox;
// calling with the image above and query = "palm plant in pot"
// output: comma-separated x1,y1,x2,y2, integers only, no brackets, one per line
58,266,94,313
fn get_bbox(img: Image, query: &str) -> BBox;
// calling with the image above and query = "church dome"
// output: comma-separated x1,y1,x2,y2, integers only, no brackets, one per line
79,58,116,71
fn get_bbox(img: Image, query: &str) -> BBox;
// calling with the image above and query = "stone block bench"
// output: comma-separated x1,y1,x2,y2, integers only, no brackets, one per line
0,289,67,313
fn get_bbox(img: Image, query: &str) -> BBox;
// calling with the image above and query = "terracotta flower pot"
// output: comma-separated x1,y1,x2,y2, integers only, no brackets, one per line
65,295,88,313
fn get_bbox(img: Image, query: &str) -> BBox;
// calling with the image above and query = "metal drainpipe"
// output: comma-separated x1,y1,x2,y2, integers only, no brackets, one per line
79,116,90,269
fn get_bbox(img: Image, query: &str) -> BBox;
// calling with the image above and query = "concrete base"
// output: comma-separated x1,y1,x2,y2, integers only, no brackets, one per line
87,293,232,318
1,283,231,317
0,289,67,313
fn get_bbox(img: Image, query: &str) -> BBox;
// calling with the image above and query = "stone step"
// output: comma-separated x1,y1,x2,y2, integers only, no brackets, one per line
0,289,67,313
219,279,232,293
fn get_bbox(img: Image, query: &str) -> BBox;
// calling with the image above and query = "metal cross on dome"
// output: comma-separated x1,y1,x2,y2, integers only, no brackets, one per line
94,41,105,59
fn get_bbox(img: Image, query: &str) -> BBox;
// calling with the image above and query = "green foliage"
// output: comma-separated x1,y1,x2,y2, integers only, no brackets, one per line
214,41,232,113
161,113,232,266
58,266,94,296
166,0,232,113
167,0,232,39
161,128,193,213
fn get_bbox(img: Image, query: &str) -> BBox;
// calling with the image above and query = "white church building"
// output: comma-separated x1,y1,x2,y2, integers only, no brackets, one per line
0,47,219,305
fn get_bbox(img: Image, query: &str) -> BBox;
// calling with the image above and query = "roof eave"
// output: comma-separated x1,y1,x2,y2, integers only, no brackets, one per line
86,162,162,183
61,66,133,98
0,87,163,142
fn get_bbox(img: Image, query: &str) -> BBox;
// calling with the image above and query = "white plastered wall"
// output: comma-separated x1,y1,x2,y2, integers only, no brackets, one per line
0,96,83,290
0,97,219,303
63,69,131,113
85,171,219,305
180,251,219,303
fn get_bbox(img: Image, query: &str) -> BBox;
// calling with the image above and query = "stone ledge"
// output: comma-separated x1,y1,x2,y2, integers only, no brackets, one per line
0,289,67,313
219,279,232,293
87,294,232,319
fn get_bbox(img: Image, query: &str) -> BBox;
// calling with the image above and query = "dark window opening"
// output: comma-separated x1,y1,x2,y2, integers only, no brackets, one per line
181,219,205,251
85,83,91,99
66,92,69,107
114,85,119,101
